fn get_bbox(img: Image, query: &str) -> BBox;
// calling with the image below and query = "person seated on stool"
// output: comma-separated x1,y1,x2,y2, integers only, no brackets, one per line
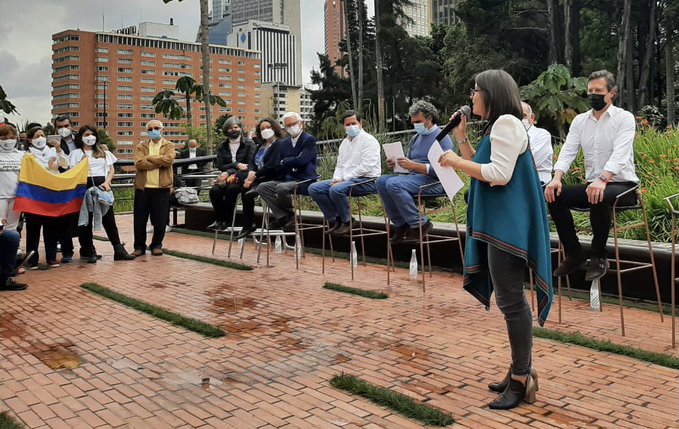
236,118,285,239
376,100,453,244
308,110,381,236
208,118,256,230
178,139,208,192
256,112,317,232
521,102,553,186
545,70,639,281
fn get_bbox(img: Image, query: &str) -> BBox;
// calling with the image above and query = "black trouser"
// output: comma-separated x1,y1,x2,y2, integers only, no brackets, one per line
79,177,122,254
59,214,77,257
133,188,170,251
547,182,637,258
25,213,58,264
209,182,254,226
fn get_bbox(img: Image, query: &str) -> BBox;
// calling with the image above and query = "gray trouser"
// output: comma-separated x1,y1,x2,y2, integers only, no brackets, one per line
256,181,297,221
487,245,533,376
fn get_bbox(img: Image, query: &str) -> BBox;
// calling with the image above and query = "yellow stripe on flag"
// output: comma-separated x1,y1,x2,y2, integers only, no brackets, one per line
19,154,89,191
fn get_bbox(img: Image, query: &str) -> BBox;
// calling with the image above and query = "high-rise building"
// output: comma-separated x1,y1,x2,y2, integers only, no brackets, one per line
212,0,230,21
431,0,460,26
402,0,430,37
229,0,301,85
208,0,232,45
228,20,297,87
51,23,263,159
324,0,347,72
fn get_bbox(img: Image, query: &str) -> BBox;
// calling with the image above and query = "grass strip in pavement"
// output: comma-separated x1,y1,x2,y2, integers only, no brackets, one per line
0,412,25,429
323,282,388,300
81,283,225,338
330,374,454,427
163,249,253,271
534,327,679,370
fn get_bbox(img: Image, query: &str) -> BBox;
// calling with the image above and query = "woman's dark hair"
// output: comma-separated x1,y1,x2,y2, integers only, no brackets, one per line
25,126,44,150
254,118,284,143
75,124,106,158
475,69,523,133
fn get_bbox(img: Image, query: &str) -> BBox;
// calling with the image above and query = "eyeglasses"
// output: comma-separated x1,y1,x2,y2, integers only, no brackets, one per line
470,88,484,97
147,127,161,131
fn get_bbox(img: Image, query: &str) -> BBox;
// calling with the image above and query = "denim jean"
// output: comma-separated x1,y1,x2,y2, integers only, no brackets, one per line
375,174,443,227
487,244,533,376
308,178,378,224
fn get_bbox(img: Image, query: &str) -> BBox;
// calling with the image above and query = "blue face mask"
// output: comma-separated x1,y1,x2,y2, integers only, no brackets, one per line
148,130,161,140
413,122,428,135
345,125,361,138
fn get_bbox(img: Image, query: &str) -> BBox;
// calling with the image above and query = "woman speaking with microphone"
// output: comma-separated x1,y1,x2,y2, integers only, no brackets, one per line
439,69,553,410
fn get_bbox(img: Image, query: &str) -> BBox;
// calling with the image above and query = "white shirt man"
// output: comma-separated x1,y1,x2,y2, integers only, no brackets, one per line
308,111,381,235
545,70,638,283
521,102,553,185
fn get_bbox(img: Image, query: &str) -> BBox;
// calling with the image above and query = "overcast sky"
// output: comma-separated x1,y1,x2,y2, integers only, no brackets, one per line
1,0,374,126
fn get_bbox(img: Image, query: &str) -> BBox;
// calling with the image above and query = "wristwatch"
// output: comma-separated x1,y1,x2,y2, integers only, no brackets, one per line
598,174,609,183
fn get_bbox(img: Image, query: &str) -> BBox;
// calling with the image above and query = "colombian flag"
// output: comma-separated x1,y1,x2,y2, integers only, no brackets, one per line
14,155,89,217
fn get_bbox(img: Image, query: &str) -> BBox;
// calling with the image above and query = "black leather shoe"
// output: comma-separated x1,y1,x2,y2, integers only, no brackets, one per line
282,217,296,232
401,220,434,244
389,227,408,244
489,367,539,393
584,256,609,281
0,278,28,291
489,375,537,410
332,223,351,236
236,224,257,240
553,253,587,277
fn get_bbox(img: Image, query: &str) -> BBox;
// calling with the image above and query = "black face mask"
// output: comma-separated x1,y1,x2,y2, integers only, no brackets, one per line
227,131,241,139
587,93,608,111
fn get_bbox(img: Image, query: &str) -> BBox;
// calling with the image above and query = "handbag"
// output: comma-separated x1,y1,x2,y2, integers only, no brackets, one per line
173,187,200,204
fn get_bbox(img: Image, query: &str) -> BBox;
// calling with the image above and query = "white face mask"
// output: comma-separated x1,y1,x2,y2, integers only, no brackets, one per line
521,119,531,130
261,129,275,140
83,135,97,146
58,127,72,138
286,125,302,138
345,125,361,138
0,139,17,151
32,137,47,149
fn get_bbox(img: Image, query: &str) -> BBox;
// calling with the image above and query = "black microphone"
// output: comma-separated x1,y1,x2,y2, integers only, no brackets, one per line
436,105,471,142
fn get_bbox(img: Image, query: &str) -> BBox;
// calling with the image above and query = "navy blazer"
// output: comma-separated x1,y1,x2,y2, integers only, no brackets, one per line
277,131,317,183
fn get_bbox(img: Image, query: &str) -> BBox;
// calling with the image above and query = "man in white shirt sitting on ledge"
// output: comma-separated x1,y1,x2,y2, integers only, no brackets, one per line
308,110,381,236
521,102,553,186
545,70,638,282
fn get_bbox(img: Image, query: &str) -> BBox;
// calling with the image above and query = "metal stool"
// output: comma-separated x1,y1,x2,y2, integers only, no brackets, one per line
385,181,465,290
529,244,572,324
292,178,326,270
665,192,679,348
567,184,664,336
255,200,296,267
210,193,245,259
320,178,389,280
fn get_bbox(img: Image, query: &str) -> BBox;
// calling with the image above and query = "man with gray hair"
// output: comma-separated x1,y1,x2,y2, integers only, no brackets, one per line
376,100,453,243
257,112,317,230
132,119,176,256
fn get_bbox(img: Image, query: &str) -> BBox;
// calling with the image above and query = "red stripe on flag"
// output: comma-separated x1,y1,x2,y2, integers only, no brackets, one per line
14,197,83,217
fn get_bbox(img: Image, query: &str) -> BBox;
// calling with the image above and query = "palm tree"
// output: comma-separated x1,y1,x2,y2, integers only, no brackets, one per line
152,89,184,120
0,84,18,115
162,0,213,151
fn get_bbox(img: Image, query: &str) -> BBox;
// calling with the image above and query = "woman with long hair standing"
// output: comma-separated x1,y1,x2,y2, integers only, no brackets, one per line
69,125,135,262
439,69,553,409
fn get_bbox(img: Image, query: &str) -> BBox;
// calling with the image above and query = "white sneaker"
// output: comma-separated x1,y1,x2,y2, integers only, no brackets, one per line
165,225,172,233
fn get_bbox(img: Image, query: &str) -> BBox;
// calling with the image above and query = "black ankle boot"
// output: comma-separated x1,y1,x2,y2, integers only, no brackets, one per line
489,375,537,410
489,367,539,393
113,244,136,261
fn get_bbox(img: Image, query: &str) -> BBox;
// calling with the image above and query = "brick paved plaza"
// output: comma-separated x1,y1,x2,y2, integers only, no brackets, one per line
1,214,677,428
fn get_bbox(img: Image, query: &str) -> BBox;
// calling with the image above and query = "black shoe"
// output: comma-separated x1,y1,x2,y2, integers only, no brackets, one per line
61,255,74,264
489,375,537,410
389,227,409,244
208,221,225,230
553,252,587,277
332,223,351,236
402,220,434,244
489,367,539,393
86,255,98,264
113,244,136,261
0,278,28,291
236,224,257,240
584,256,609,281
281,216,296,232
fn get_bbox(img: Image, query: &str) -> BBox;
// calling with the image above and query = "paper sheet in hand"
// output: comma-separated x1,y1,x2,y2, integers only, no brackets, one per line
427,142,464,202
382,143,409,173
